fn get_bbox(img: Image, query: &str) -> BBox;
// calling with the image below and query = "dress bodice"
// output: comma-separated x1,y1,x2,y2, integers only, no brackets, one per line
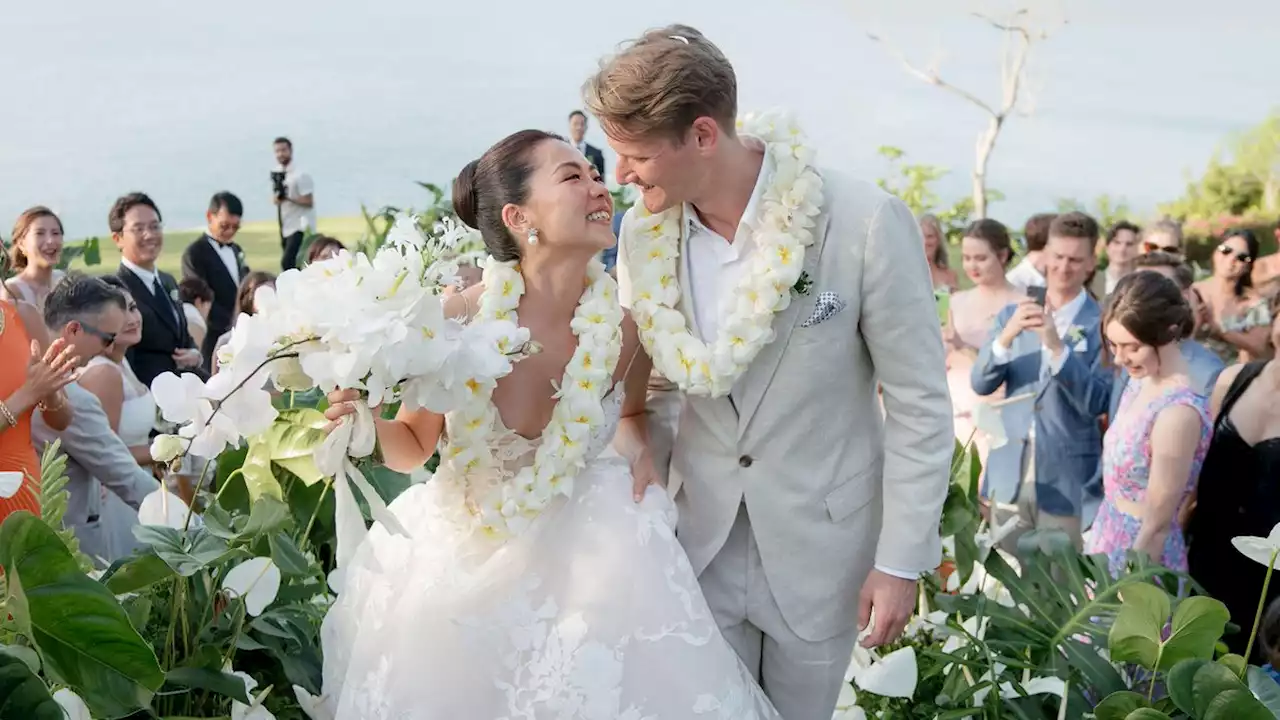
86,356,156,446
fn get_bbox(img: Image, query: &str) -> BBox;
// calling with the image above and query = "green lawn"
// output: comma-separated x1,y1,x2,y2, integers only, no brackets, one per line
81,217,369,277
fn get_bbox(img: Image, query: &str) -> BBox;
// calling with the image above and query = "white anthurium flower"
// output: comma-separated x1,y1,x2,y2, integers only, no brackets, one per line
854,646,918,699
1231,522,1280,567
227,666,277,720
137,487,199,529
222,557,282,617
941,615,990,671
293,685,335,720
0,471,23,498
971,670,1067,707
53,688,92,720
833,683,867,720
971,401,1009,449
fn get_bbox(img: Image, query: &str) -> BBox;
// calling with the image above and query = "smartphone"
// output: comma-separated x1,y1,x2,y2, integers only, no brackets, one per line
1026,286,1047,306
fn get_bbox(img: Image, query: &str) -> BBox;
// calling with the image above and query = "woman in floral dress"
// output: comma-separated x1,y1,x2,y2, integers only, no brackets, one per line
1085,272,1212,574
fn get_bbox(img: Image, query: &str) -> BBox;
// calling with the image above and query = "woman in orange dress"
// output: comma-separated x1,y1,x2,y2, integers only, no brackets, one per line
1,239,78,526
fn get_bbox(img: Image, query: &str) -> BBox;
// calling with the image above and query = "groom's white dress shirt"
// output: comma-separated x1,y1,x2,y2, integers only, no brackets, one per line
681,150,917,582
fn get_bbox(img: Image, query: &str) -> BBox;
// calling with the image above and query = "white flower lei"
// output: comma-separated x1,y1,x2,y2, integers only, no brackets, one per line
624,111,824,397
441,255,623,539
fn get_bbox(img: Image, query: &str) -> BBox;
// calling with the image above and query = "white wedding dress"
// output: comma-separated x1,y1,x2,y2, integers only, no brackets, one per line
320,383,779,719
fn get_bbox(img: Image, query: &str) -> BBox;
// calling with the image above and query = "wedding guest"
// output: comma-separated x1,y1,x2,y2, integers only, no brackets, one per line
178,277,214,351
1140,218,1184,256
1127,252,1225,396
182,192,248,369
305,234,345,265
78,275,158,559
0,248,77,525
29,276,156,564
212,271,276,368
974,211,1108,549
567,110,606,178
943,218,1021,460
1188,291,1280,660
920,214,957,291
1006,213,1055,292
110,192,204,386
1083,272,1210,575
272,136,316,271
2,206,67,311
1194,229,1271,364
1091,221,1142,300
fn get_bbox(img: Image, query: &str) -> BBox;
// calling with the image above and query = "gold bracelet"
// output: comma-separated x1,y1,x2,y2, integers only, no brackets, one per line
0,400,16,429
37,393,67,412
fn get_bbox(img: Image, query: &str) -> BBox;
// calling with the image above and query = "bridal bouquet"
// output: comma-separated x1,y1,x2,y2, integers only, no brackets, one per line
148,214,529,569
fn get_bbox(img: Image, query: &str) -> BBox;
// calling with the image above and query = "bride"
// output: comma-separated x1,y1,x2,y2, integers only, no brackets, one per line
318,130,779,719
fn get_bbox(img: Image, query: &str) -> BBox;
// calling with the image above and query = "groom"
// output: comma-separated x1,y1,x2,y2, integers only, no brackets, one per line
585,25,953,720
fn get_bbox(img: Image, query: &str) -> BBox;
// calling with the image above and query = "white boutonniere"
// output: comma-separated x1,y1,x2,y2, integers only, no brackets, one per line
169,288,181,305
1065,326,1087,351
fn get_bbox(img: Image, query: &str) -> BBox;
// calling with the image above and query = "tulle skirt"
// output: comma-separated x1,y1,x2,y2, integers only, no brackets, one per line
320,451,779,719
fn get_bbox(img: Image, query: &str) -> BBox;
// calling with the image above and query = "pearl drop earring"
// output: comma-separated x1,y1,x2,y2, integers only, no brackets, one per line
527,229,539,246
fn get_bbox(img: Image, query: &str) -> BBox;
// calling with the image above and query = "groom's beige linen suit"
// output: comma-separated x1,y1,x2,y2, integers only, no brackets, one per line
617,161,952,720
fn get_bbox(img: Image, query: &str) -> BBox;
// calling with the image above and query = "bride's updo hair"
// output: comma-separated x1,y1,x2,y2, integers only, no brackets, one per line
453,129,563,262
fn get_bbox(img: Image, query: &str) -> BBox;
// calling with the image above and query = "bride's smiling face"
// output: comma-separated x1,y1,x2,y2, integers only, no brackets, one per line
505,140,614,253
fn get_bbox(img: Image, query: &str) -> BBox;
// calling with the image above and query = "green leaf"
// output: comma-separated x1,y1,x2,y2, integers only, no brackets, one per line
1161,596,1230,669
0,511,164,717
1094,690,1149,720
1167,658,1209,714
1217,653,1247,676
1246,665,1280,716
103,551,176,594
122,594,152,635
1202,687,1275,720
133,526,236,576
1109,583,1172,670
1123,710,1174,720
269,533,313,577
276,455,326,486
1193,661,1250,717
0,652,63,720
164,666,250,704
0,644,40,674
240,439,281,503
240,497,293,539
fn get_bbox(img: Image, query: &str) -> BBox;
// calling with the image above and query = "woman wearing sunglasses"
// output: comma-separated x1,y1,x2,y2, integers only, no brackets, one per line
1194,229,1271,364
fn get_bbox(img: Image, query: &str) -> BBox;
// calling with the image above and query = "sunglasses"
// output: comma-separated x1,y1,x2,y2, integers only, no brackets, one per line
1143,242,1181,255
78,321,117,346
1217,244,1253,263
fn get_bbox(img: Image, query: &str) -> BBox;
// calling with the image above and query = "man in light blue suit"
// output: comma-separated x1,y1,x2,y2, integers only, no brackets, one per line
972,212,1112,548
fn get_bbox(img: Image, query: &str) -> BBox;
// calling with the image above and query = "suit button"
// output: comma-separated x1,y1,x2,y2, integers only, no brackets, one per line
739,455,753,468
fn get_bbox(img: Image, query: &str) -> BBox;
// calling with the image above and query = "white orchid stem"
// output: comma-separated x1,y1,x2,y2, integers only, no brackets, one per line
1244,548,1278,676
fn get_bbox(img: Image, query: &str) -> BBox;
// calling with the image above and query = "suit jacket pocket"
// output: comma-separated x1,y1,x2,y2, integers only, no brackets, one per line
824,466,878,522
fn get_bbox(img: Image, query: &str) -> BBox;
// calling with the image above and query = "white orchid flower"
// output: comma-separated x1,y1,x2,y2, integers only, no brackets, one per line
293,685,335,720
53,688,91,720
0,471,23,499
149,434,185,464
137,487,200,529
222,557,282,617
1232,522,1280,567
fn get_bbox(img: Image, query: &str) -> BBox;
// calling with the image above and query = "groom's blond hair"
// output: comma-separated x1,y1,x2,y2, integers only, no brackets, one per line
582,24,737,143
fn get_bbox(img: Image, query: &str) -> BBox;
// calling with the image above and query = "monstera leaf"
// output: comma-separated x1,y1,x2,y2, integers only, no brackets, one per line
0,651,62,719
0,511,164,717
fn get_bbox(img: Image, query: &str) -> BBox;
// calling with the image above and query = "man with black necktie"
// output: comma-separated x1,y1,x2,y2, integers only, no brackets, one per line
110,192,205,387
568,110,606,179
182,192,248,369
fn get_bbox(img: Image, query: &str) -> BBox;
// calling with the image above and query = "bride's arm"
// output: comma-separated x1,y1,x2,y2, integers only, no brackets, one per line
375,408,445,474
613,316,660,501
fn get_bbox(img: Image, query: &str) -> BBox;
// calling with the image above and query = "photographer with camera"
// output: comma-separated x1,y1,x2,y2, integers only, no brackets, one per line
271,136,316,271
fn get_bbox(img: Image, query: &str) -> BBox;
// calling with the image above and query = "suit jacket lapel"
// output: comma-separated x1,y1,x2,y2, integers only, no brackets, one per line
735,209,831,438
122,264,179,334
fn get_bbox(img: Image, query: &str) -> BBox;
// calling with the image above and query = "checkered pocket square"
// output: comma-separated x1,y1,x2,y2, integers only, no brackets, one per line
800,291,846,328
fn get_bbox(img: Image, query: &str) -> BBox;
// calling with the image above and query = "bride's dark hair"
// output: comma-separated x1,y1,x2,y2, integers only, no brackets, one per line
453,129,563,262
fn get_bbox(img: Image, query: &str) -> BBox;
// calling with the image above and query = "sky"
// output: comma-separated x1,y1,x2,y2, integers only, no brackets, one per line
2,0,1275,238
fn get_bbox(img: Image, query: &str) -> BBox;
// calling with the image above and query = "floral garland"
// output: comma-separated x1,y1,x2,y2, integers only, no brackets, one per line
624,111,824,397
441,255,623,539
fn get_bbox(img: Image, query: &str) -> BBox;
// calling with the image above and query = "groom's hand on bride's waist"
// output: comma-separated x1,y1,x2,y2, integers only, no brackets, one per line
857,569,918,648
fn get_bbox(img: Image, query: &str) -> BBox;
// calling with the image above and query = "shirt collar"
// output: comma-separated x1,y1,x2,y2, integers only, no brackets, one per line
207,233,234,250
1055,288,1088,325
684,137,774,241
121,258,158,287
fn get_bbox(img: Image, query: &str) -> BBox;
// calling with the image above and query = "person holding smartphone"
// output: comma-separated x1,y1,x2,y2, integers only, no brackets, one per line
972,212,1112,552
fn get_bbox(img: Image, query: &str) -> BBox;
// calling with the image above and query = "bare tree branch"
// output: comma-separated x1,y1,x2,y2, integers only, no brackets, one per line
866,32,998,118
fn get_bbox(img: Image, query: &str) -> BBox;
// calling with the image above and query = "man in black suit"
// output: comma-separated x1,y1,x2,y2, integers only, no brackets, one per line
568,110,606,178
182,192,248,369
110,192,205,387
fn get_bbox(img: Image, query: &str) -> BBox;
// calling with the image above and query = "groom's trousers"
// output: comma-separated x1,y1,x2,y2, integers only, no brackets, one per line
701,502,857,720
